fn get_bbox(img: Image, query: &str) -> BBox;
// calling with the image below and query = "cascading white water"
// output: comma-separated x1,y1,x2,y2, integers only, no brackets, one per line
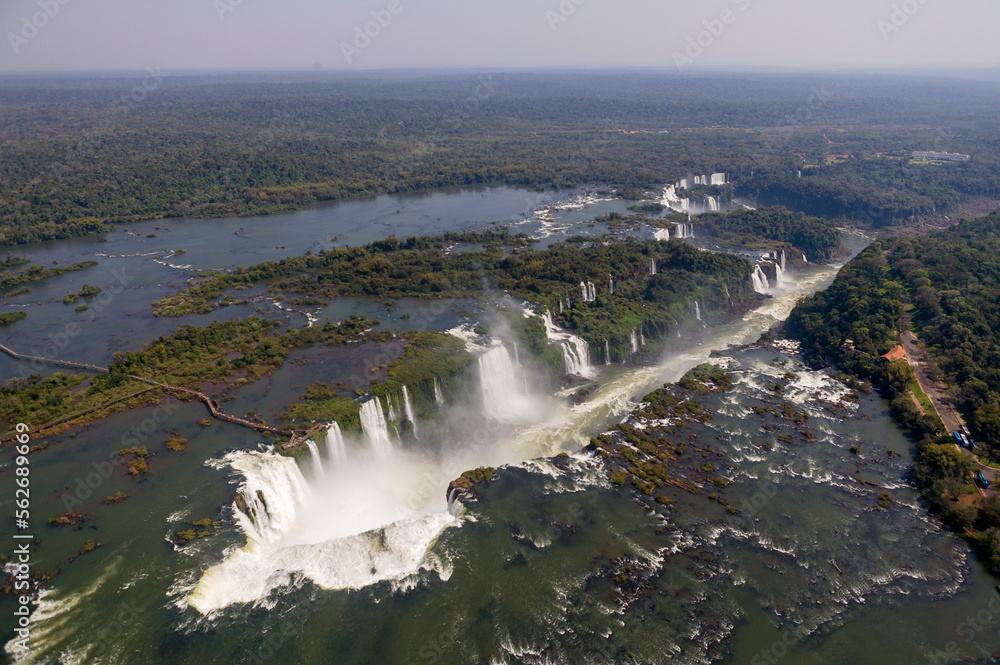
802,254,808,263
478,344,539,422
402,386,419,440
325,422,347,464
751,264,770,294
188,441,458,614
630,330,640,355
306,440,324,478
695,301,702,322
674,223,694,239
711,172,727,185
781,250,787,272
185,232,870,618
774,262,785,288
661,184,681,204
360,398,395,459
386,394,400,430
649,258,657,276
707,196,720,212
640,329,645,346
541,311,596,379
609,277,614,295
433,378,445,406
605,340,611,365
580,281,597,303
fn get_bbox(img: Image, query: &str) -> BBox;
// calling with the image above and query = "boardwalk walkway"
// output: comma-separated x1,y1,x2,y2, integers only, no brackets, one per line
0,342,286,437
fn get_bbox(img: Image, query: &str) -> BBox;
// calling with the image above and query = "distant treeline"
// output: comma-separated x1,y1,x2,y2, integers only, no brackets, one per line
2,72,1000,244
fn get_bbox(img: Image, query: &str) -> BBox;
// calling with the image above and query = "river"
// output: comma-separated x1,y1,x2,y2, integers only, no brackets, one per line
0,188,997,664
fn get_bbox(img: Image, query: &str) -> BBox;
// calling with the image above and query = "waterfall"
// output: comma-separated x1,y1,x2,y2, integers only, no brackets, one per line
774,262,784,288
649,258,657,276
662,184,681,204
802,254,808,263
447,488,463,517
306,440,324,478
781,250,787,272
478,344,533,421
189,440,459,613
401,386,418,440
229,453,311,547
608,276,614,295
433,378,445,406
674,223,694,239
679,178,689,189
695,301,702,322
751,264,770,294
580,281,597,303
711,172,727,185
386,394,400,428
541,311,596,379
567,338,593,377
559,300,564,313
325,422,347,464
707,196,719,212
605,340,611,365
640,329,645,346
630,330,640,355
359,398,394,459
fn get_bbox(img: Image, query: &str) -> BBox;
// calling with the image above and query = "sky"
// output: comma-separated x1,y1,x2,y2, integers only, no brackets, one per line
1,0,998,73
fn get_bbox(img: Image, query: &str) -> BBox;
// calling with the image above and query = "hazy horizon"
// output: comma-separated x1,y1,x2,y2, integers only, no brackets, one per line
1,0,998,73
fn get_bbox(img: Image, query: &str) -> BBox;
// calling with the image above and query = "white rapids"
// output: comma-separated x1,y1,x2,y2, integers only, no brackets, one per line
187,237,864,615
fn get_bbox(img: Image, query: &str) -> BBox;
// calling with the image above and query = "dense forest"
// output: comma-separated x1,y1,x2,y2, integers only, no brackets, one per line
698,206,848,260
786,212,1000,572
2,72,999,245
151,229,772,363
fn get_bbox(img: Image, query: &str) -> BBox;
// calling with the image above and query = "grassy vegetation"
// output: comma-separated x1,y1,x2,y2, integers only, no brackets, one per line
0,260,98,292
0,311,26,327
0,317,322,437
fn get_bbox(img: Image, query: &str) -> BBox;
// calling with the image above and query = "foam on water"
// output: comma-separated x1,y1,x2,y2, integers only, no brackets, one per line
188,448,458,614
